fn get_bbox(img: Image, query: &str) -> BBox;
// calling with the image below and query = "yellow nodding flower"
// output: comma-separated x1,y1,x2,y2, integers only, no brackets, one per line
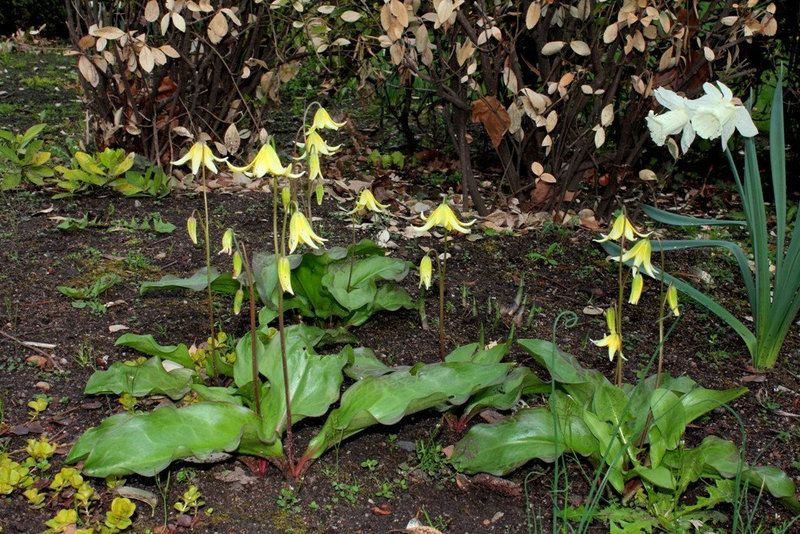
228,144,302,178
419,255,432,290
667,284,680,316
288,211,327,253
187,213,198,245
307,149,322,180
628,272,644,304
412,201,476,234
220,228,234,255
278,255,294,295
595,212,651,243
614,238,656,278
301,130,341,156
592,308,624,362
349,189,389,215
311,107,346,130
171,141,226,175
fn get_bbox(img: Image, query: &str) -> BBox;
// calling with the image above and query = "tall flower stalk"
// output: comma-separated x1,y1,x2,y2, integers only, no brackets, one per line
172,141,225,378
412,199,475,360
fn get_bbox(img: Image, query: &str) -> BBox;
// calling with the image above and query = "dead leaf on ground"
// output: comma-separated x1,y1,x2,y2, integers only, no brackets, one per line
214,465,258,485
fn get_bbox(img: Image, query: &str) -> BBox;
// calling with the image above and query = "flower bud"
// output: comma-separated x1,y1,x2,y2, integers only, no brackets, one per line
316,183,324,205
233,288,244,315
232,251,243,278
220,228,234,255
278,255,294,295
282,186,291,210
419,255,432,290
187,213,198,245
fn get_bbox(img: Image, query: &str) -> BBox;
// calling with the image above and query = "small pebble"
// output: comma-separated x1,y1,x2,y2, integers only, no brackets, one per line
35,381,51,391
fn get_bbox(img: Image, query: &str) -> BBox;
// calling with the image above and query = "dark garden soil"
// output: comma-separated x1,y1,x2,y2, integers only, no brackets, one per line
1,46,800,534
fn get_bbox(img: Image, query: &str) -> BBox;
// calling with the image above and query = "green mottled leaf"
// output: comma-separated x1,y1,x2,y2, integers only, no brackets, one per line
115,334,194,368
66,403,273,477
85,357,196,399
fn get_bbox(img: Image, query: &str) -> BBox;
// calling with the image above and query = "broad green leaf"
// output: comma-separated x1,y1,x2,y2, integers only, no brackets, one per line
640,203,746,226
519,339,609,401
649,388,685,452
140,267,239,295
66,403,272,477
115,333,194,368
459,367,541,422
451,406,598,476
85,357,196,399
306,361,513,459
633,464,675,490
679,386,747,423
251,329,349,441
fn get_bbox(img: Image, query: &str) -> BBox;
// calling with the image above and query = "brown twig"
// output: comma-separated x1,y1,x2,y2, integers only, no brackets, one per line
0,329,63,371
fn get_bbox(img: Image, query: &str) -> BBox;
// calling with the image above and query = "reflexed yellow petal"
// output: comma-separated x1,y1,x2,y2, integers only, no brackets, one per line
311,107,346,130
349,189,389,214
304,130,340,155
412,202,475,234
308,149,322,180
620,239,655,277
288,211,327,253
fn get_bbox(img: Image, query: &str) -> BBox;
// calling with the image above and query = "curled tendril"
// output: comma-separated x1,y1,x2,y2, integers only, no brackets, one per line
551,310,578,347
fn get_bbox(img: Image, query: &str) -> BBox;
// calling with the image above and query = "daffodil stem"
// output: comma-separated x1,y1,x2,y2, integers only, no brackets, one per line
201,167,217,380
656,239,666,388
240,243,260,417
273,175,294,473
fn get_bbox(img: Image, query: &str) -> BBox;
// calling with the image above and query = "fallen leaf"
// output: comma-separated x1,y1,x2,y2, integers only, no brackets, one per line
214,465,258,485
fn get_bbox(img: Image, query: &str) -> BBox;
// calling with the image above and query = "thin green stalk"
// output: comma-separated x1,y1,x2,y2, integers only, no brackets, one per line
615,230,626,388
239,243,260,417
273,175,295,474
201,166,217,379
438,236,449,361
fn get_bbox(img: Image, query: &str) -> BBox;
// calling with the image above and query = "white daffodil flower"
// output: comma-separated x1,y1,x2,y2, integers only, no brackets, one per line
690,81,758,149
646,87,696,153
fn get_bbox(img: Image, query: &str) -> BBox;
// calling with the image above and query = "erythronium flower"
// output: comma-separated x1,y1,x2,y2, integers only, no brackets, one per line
232,251,242,278
646,87,696,152
300,130,341,156
592,308,624,362
667,284,680,316
311,107,346,130
595,212,651,243
186,213,198,245
419,255,432,290
172,141,226,175
307,149,322,181
690,81,758,149
228,144,301,178
349,189,388,214
278,255,294,295
413,201,476,234
629,273,644,304
614,238,656,278
288,211,327,253
220,228,233,255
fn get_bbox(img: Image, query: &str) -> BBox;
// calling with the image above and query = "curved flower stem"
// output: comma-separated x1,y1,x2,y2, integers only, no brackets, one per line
239,243,260,417
272,175,295,473
656,238,666,387
201,166,217,379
